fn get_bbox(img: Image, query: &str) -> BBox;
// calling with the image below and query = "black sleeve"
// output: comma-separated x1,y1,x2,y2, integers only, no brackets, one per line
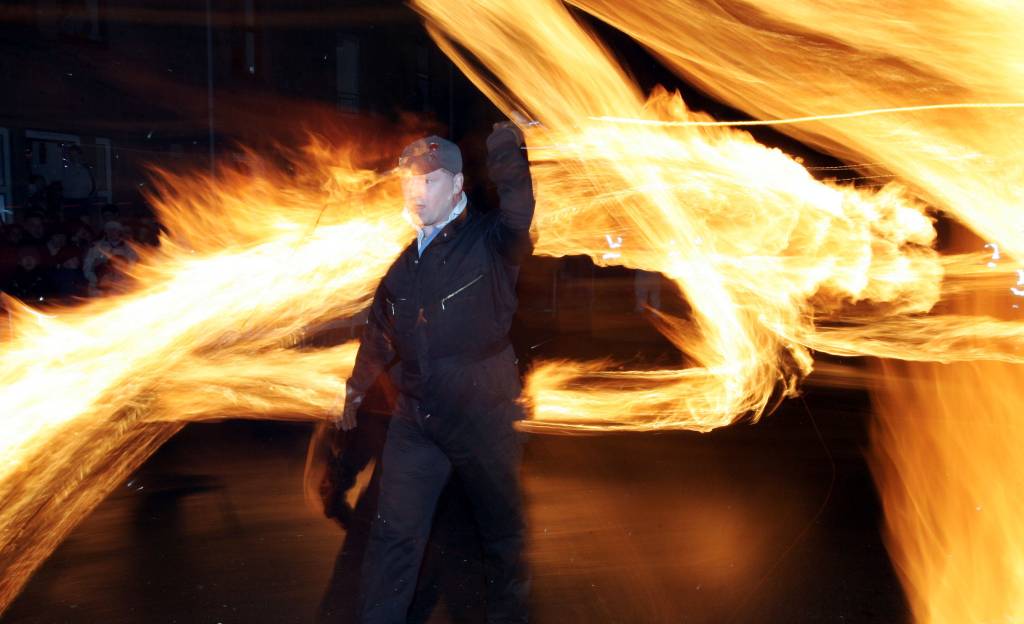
347,282,396,395
486,127,536,264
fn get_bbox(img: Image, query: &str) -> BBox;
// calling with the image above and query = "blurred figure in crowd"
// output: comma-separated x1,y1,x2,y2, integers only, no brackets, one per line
25,174,47,213
4,224,25,248
84,220,138,296
61,144,95,223
7,247,51,304
100,203,120,227
43,228,68,268
68,221,95,252
49,247,88,300
23,212,47,247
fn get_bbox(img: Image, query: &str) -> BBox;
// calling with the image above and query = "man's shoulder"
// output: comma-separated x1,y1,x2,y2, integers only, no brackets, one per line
462,202,503,233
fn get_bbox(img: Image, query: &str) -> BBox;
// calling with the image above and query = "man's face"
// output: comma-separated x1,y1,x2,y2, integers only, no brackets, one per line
401,168,463,228
19,255,38,271
26,217,44,238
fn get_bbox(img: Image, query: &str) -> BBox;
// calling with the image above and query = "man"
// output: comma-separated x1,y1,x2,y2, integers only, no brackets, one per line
329,123,534,624
100,203,121,227
7,246,51,304
50,250,87,300
42,228,68,268
25,175,48,215
22,212,48,247
83,220,139,295
62,145,95,198
61,144,96,222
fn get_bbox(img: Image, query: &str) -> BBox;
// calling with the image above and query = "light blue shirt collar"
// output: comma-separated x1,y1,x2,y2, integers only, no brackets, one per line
415,192,467,256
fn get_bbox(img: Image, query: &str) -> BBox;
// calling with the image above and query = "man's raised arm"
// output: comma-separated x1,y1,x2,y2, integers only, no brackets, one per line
487,122,535,263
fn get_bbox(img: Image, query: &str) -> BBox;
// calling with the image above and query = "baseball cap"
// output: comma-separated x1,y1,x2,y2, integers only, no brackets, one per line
398,135,462,175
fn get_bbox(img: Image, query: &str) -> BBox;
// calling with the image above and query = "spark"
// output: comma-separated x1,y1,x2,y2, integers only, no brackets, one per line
591,102,1024,128
985,242,1001,268
1011,269,1024,297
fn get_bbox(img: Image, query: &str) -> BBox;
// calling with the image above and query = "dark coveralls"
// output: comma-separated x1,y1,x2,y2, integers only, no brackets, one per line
347,129,534,624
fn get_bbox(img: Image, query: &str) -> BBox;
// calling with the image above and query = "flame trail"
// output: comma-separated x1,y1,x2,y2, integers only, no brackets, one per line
521,3,1024,619
872,357,1024,624
564,0,1024,254
443,1,1021,620
0,143,403,607
1,0,1023,617
416,0,1024,431
596,102,1024,128
870,226,1024,624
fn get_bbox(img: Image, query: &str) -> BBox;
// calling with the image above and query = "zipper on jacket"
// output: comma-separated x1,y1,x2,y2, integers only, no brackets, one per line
385,297,406,317
440,274,483,311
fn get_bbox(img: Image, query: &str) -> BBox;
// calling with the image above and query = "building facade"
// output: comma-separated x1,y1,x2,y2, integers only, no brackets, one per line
0,0,464,223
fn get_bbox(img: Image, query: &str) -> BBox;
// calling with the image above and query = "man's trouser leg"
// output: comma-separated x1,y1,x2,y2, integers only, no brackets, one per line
447,401,528,624
359,410,451,624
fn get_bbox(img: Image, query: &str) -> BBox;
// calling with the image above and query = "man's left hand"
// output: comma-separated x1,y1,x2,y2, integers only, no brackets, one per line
488,120,526,151
328,385,362,431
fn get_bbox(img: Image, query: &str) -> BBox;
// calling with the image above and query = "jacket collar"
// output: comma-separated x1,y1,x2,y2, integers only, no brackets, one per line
447,199,471,233
422,202,471,254
402,197,473,260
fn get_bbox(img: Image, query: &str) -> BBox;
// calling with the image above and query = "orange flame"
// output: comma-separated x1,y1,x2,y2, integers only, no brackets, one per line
872,357,1024,624
420,2,1024,621
0,141,403,607
417,0,1024,433
871,226,1024,624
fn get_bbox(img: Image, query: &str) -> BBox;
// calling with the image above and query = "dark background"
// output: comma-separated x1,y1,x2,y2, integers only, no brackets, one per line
0,0,849,218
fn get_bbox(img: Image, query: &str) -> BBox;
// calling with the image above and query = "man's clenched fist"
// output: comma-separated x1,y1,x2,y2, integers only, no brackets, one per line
328,382,363,431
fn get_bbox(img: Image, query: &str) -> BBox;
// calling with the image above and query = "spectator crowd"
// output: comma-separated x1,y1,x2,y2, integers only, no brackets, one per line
1,196,159,308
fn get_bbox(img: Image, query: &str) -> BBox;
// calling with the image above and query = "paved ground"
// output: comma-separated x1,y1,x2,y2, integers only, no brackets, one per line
3,386,907,623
